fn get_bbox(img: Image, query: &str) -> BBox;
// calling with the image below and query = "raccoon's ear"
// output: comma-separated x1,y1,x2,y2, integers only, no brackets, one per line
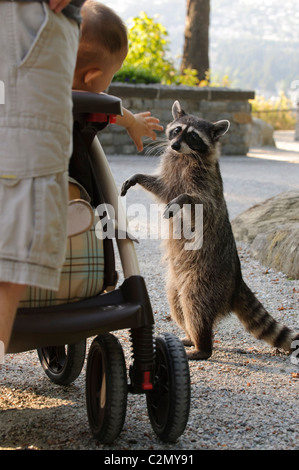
172,100,186,120
212,120,230,141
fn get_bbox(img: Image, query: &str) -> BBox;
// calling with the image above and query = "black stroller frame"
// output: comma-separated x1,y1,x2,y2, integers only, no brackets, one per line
7,91,191,444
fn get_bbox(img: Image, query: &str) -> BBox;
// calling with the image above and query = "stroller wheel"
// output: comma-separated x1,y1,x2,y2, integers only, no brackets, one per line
86,333,127,444
146,332,190,442
37,340,86,386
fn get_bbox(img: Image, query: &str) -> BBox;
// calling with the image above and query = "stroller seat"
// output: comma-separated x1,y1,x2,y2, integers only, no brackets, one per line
6,91,191,445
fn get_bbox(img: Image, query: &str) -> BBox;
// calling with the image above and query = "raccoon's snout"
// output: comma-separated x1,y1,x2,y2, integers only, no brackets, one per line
171,141,181,151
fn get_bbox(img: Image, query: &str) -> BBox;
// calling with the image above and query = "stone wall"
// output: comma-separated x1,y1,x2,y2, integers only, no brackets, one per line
99,83,255,156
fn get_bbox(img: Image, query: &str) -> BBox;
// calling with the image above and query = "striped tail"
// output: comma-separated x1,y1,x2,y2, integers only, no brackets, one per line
233,280,299,352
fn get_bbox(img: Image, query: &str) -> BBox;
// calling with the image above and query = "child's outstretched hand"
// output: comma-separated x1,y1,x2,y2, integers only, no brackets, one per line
123,111,164,152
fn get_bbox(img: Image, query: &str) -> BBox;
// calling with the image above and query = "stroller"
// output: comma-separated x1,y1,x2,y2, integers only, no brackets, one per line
7,91,191,444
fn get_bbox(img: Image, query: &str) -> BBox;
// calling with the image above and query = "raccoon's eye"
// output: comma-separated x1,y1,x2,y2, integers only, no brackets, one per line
172,127,181,136
189,131,199,141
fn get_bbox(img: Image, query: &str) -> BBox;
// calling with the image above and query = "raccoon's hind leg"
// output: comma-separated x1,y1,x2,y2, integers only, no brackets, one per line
166,270,196,346
233,279,299,352
166,277,187,336
179,285,214,360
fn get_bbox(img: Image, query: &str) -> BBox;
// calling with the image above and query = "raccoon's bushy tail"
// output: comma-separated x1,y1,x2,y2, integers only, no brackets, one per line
233,280,299,352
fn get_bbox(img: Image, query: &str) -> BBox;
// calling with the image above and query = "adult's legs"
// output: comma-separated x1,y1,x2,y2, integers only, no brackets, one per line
0,4,79,359
0,282,26,353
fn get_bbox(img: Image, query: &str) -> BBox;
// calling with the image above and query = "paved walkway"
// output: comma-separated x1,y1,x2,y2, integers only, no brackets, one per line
248,130,299,164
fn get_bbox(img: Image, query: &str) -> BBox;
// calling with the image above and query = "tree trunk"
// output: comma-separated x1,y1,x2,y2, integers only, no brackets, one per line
181,0,210,82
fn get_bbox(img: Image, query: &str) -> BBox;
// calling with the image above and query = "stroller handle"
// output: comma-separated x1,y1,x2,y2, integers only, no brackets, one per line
90,137,140,279
72,90,123,116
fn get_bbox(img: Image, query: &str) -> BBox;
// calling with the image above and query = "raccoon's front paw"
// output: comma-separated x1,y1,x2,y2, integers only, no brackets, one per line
120,181,130,196
121,175,138,196
163,194,192,219
163,200,182,219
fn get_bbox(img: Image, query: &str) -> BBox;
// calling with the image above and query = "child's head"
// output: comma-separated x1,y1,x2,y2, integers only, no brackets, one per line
73,0,128,92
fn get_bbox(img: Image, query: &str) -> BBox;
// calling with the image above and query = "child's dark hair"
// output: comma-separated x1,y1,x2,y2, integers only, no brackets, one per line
76,0,128,71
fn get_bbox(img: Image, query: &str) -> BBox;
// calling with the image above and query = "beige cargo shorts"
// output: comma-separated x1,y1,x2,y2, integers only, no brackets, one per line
0,2,79,290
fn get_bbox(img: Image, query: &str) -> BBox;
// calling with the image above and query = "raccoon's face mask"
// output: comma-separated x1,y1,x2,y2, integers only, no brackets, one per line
166,100,230,159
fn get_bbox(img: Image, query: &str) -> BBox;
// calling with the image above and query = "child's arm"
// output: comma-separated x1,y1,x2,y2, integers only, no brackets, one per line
115,108,164,152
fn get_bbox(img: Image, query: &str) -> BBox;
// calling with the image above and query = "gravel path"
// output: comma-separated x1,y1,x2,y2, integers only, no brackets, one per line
1,134,299,451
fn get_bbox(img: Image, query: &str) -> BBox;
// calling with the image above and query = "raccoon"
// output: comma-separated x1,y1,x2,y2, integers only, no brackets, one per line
121,101,299,360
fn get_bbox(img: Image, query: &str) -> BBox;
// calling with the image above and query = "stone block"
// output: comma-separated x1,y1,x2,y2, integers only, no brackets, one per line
233,112,252,124
248,117,275,147
199,100,229,113
232,190,299,279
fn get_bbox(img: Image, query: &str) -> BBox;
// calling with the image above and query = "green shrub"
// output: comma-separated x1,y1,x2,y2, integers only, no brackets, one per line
115,12,200,87
121,12,175,85
113,65,160,84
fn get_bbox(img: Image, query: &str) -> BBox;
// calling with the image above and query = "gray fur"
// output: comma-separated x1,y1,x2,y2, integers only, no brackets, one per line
121,102,299,360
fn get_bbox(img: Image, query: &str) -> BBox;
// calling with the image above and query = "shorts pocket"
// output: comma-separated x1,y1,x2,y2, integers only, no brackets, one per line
0,173,68,269
0,177,34,261
29,172,68,269
16,3,50,68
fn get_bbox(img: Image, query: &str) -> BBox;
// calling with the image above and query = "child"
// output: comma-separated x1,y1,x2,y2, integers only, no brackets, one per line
67,0,163,233
73,0,163,152
19,1,163,307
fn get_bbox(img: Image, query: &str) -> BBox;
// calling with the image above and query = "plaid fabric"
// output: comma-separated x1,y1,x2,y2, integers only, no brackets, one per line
19,221,104,308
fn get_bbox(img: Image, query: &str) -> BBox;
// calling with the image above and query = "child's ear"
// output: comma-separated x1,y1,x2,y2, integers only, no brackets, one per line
84,68,103,86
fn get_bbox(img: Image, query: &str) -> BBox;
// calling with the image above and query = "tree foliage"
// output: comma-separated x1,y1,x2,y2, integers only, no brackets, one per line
114,12,175,85
113,12,200,86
